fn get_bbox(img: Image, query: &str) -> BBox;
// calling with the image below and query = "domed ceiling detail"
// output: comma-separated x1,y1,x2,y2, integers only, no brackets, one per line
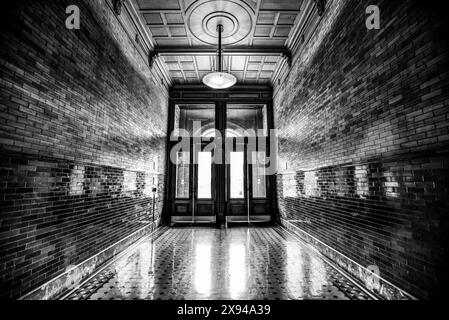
186,0,254,45
131,0,326,85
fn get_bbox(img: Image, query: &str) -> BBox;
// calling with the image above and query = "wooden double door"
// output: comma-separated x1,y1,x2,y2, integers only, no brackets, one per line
169,103,274,225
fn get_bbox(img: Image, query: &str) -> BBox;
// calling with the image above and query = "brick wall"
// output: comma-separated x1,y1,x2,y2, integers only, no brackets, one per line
274,0,449,299
0,0,168,298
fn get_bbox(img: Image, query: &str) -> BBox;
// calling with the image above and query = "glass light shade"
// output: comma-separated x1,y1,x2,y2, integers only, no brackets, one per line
202,72,237,89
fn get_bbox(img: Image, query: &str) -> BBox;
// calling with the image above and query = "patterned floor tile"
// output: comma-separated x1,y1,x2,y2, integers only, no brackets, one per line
64,226,372,300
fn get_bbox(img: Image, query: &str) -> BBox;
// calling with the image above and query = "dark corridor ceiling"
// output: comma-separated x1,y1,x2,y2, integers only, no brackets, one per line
124,0,326,86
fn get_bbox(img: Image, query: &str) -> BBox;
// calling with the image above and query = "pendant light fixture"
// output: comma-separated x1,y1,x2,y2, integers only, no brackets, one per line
202,24,237,89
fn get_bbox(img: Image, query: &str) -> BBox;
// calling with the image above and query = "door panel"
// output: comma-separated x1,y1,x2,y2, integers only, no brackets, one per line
247,150,270,220
171,144,215,223
225,105,271,223
196,151,212,199
229,204,246,215
193,147,215,220
250,200,269,215
251,151,267,198
226,143,248,221
229,151,245,199
172,150,192,219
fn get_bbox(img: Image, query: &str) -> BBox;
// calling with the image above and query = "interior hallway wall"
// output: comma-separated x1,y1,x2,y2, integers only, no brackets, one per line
274,0,449,299
0,0,168,298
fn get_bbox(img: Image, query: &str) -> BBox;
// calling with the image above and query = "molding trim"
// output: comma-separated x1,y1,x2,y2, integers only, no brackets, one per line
313,0,327,16
113,0,125,15
272,0,319,95
109,0,172,89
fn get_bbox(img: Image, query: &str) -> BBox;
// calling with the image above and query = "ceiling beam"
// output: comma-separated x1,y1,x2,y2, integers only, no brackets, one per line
149,46,291,70
139,9,181,13
152,46,291,57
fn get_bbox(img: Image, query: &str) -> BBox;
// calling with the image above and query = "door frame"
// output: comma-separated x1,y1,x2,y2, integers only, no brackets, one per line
166,85,277,226
224,137,272,224
169,115,217,224
225,140,249,222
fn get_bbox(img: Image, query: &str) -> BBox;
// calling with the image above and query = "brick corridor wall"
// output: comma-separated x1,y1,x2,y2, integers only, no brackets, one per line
0,0,168,298
274,0,449,299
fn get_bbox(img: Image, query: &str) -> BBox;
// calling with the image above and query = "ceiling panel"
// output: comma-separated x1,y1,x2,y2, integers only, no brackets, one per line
195,56,211,70
262,63,277,71
178,56,193,62
259,0,302,11
274,26,292,37
133,0,310,85
165,13,184,24
265,56,280,63
278,13,298,25
249,56,263,63
149,26,168,37
246,72,258,79
231,56,246,71
169,26,187,37
143,13,163,24
166,63,180,71
247,64,260,71
184,71,197,78
155,38,190,46
255,26,272,37
260,71,273,78
163,56,178,62
172,71,183,77
252,38,287,46
137,0,181,10
257,12,276,24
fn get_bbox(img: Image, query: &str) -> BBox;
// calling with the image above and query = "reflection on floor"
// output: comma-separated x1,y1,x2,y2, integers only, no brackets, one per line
64,226,372,300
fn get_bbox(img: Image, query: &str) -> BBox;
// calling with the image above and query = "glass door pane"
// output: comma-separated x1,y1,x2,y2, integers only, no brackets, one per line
230,152,244,199
226,104,267,137
197,152,212,199
252,151,266,198
174,104,216,138
175,151,190,198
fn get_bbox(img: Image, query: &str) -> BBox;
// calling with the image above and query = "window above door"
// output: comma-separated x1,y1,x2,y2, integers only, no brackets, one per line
173,104,216,138
226,104,268,137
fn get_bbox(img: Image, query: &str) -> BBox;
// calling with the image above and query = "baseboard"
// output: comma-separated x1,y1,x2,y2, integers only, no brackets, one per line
171,216,217,223
280,218,417,300
19,219,161,300
226,215,272,223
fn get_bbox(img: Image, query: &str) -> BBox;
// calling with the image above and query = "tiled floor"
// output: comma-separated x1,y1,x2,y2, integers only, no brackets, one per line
64,226,372,300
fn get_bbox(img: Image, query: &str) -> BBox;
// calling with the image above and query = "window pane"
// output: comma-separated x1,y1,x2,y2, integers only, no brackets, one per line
197,152,212,199
175,152,189,198
226,104,267,137
252,152,266,198
174,105,215,137
230,152,244,199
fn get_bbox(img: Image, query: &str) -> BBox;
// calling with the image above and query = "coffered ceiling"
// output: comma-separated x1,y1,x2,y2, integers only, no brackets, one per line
124,0,326,87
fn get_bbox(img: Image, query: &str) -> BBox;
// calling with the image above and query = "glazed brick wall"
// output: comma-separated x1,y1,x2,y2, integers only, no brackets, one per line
275,0,449,299
0,0,168,298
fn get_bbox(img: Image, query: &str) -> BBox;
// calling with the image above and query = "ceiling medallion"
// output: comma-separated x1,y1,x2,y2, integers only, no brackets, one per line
186,0,254,45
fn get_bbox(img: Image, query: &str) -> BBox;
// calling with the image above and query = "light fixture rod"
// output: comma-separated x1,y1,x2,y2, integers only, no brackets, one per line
217,24,223,73
202,24,236,89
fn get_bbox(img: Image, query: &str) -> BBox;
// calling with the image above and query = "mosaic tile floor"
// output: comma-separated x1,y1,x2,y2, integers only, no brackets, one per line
64,226,372,300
